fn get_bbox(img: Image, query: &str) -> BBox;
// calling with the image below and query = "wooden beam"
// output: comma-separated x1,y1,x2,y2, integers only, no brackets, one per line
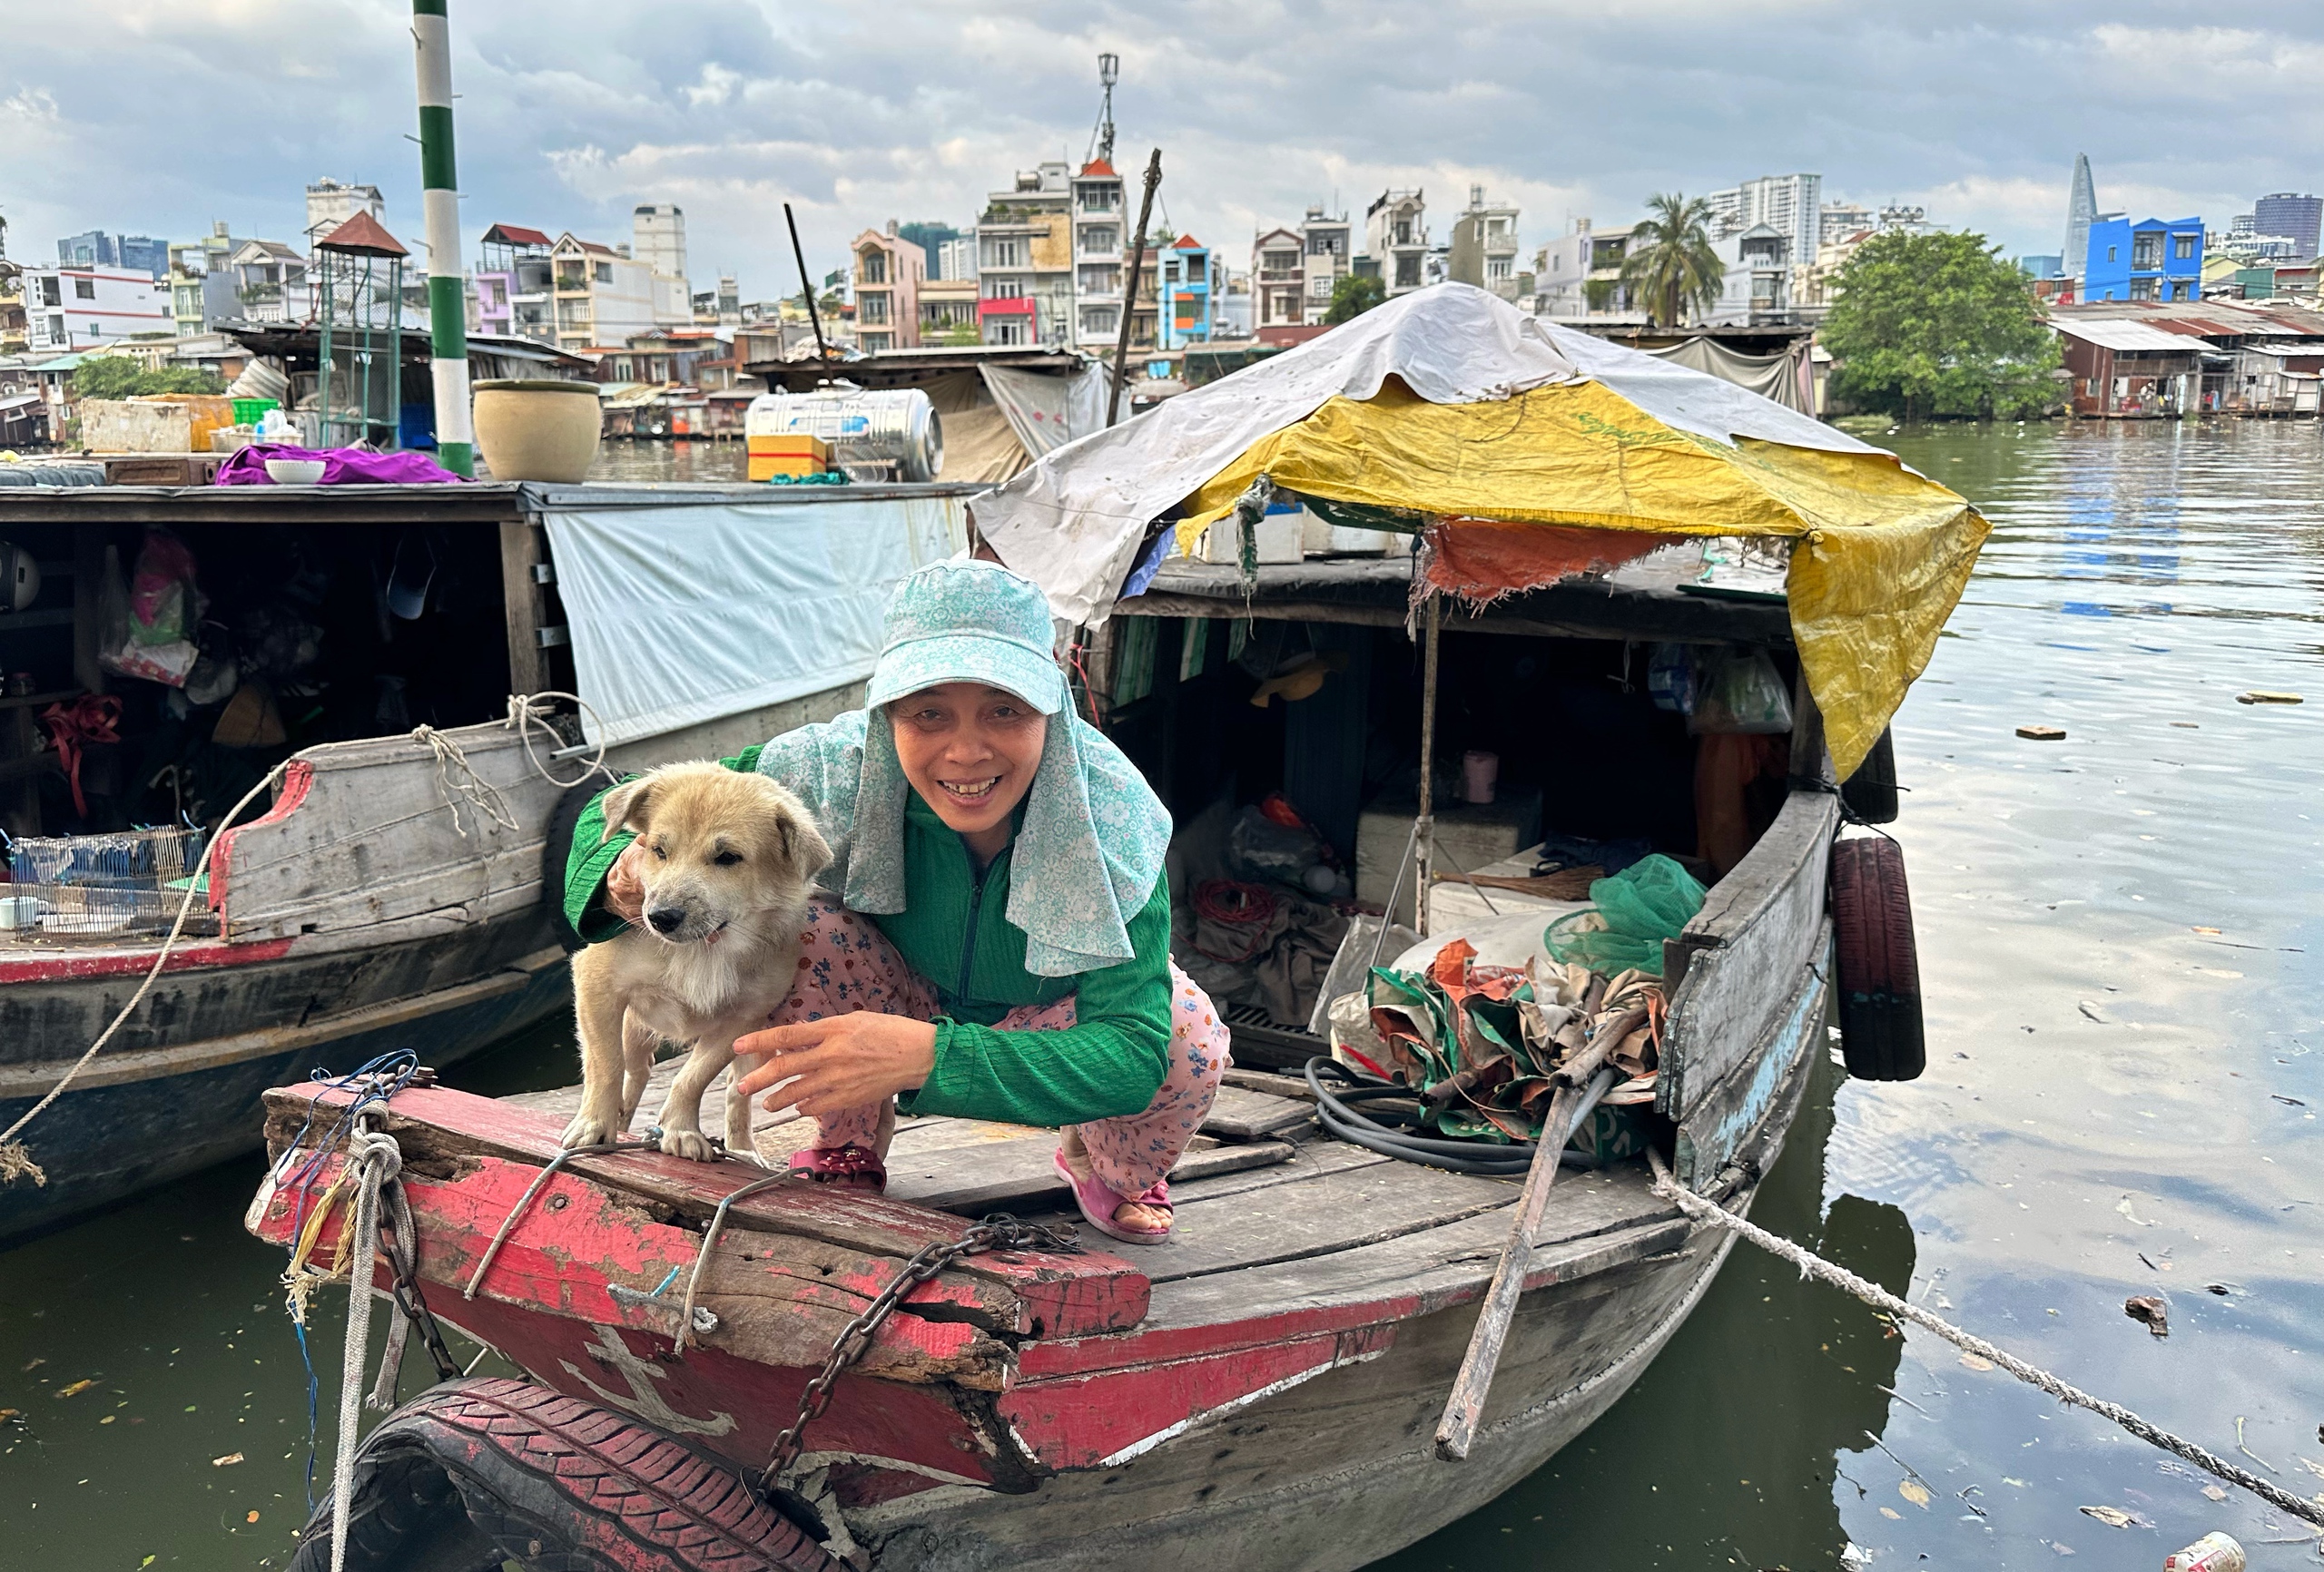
499,519,550,696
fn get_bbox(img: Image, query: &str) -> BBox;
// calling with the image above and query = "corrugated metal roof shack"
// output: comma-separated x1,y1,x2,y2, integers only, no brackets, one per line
2051,317,2203,418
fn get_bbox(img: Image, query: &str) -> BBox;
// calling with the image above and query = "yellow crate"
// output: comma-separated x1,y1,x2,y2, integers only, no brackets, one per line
746,433,830,462
749,454,827,482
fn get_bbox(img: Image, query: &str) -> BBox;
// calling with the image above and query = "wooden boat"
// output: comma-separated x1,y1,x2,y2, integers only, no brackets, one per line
241,535,1865,1570
237,291,1973,1567
0,477,974,1243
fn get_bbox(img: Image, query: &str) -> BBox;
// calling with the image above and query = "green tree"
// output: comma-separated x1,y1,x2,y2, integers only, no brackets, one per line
72,357,224,399
1324,274,1385,325
1618,192,1725,328
1822,231,2061,421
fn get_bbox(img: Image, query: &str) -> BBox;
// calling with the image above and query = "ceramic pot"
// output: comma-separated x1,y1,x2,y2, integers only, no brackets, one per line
472,379,601,483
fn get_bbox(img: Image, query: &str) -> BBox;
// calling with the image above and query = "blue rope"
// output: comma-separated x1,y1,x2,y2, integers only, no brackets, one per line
274,1050,424,1512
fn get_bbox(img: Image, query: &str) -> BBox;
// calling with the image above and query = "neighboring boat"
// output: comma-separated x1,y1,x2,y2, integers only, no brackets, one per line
0,477,974,1243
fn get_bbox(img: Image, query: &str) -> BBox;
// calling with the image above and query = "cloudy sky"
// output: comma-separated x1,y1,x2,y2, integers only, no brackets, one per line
6,3,2320,297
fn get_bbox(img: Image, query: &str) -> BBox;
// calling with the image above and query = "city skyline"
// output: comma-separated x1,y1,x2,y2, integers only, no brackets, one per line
5,4,2321,303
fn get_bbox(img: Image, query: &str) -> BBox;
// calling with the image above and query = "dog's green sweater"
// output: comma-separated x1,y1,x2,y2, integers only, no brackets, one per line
564,748,1177,1130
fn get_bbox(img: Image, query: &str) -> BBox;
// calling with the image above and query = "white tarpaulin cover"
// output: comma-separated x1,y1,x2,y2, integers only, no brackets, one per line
975,282,1876,626
545,496,968,747
980,363,1108,459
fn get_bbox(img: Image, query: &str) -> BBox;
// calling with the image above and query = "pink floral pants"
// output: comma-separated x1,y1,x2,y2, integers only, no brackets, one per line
767,899,1231,1196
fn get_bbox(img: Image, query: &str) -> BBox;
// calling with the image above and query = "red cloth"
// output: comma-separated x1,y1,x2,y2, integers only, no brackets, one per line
1418,518,1681,608
40,694,122,818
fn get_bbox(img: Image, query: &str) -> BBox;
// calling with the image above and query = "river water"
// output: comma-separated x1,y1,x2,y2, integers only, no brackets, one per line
3,421,2319,1569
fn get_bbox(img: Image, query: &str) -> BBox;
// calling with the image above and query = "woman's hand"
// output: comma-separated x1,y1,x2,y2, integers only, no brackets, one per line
734,1013,939,1118
604,840,648,926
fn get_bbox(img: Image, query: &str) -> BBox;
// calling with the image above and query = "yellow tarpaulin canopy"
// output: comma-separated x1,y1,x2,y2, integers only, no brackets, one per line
1176,380,1989,779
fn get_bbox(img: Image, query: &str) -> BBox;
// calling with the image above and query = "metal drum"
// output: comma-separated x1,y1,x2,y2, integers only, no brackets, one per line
743,387,944,482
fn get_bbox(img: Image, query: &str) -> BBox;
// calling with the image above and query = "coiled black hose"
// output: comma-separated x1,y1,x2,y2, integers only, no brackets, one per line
1303,1056,1608,1176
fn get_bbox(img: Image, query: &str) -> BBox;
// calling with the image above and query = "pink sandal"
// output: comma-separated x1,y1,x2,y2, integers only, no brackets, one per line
789,1143,888,1193
1052,1149,1173,1245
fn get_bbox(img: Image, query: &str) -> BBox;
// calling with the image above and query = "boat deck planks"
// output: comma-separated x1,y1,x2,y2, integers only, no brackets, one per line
503,1067,1309,1216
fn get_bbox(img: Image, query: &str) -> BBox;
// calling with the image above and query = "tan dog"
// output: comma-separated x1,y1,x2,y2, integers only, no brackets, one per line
561,761,832,1161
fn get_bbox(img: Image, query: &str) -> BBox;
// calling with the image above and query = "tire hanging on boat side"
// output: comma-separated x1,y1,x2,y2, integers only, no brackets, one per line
286,1377,842,1572
1829,834,1925,1082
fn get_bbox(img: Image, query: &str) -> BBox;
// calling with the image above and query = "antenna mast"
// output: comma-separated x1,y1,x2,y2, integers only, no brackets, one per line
1090,53,1118,166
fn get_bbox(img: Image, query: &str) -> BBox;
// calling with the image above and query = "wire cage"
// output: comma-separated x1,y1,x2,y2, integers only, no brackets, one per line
8,826,202,889
0,883,218,941
314,211,409,449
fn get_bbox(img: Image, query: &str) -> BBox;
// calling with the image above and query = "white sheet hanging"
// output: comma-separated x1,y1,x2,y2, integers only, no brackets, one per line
980,363,1108,458
543,495,969,748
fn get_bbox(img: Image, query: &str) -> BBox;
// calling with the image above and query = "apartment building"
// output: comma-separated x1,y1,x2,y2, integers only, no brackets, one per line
477,223,556,341
304,178,386,248
20,266,173,350
852,224,926,352
1070,160,1127,349
1364,191,1429,296
226,240,310,324
976,162,1074,347
165,221,244,334
1159,236,1221,348
1706,173,1821,272
632,204,688,282
548,233,658,353
1251,208,1352,330
57,231,167,279
1448,185,1521,301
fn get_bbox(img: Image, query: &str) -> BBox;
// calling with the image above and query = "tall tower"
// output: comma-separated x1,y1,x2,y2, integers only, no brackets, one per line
1090,54,1118,168
633,204,688,282
2063,154,2098,281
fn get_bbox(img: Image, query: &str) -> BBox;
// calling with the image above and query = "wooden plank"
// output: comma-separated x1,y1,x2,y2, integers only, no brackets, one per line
261,1080,1151,1338
1674,925,1829,1189
1658,790,1836,1117
499,518,550,695
71,521,105,697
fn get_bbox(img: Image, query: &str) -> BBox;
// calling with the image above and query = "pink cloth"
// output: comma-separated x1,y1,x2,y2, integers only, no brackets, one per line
212,443,468,486
766,899,1229,1196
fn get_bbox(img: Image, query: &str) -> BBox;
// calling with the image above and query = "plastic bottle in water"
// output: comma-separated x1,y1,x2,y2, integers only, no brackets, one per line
2162,1533,2245,1572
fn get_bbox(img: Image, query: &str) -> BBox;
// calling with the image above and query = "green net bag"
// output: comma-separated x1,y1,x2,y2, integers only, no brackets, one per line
1542,853,1709,978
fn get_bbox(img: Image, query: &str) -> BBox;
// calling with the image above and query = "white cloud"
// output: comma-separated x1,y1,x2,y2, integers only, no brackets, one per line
5,3,2324,294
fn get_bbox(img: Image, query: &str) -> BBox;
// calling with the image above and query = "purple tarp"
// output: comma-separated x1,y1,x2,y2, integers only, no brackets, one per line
212,444,468,486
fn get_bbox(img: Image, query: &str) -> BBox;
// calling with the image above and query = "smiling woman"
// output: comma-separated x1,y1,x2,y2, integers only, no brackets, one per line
570,559,1226,1242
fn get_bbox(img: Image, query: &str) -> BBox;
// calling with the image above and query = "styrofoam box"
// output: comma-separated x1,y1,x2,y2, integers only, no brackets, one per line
1354,790,1542,928
1300,514,1398,555
1197,513,1304,565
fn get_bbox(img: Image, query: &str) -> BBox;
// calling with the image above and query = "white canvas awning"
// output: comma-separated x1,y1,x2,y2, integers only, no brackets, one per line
544,495,969,747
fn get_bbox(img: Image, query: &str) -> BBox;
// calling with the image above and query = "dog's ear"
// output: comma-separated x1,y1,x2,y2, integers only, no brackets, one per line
598,777,655,842
774,801,833,879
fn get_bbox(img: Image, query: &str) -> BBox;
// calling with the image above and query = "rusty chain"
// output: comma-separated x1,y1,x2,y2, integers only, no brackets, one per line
759,1213,1081,1492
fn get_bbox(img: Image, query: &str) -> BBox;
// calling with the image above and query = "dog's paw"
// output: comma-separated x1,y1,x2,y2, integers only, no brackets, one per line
657,1126,717,1162
561,1112,623,1150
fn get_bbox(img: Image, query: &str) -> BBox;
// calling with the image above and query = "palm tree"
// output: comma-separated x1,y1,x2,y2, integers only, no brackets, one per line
1619,192,1726,328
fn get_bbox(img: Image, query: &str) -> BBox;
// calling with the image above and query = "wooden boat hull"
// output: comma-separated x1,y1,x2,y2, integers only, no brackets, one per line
0,925,568,1243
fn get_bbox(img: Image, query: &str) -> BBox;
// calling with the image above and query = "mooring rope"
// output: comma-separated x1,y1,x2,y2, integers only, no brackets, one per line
504,690,618,791
0,759,293,1186
1647,1151,2324,1528
330,1125,401,1572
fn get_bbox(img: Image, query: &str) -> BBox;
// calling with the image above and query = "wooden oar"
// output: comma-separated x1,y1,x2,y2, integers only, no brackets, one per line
1434,1064,1616,1460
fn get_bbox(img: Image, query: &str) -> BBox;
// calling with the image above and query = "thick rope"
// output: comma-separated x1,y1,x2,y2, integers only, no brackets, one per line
331,1125,400,1572
504,691,618,791
1647,1152,2324,1528
0,759,293,1185
409,723,518,840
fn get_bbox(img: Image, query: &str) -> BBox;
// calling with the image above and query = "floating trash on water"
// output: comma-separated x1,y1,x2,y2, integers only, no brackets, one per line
212,1451,243,1467
2125,1296,2169,1337
54,1379,94,1398
2233,692,2301,705
2080,1503,2148,1528
2018,724,2068,740
2162,1532,2245,1572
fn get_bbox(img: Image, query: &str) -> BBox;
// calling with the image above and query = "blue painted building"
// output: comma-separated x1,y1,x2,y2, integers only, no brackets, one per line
2083,216,2204,303
1158,236,1217,349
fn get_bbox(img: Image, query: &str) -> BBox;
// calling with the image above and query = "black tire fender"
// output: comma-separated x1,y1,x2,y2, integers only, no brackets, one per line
542,781,606,953
287,1378,842,1572
1830,834,1925,1082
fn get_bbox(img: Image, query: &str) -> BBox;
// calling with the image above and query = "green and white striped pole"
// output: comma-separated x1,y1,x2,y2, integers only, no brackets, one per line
412,0,472,476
